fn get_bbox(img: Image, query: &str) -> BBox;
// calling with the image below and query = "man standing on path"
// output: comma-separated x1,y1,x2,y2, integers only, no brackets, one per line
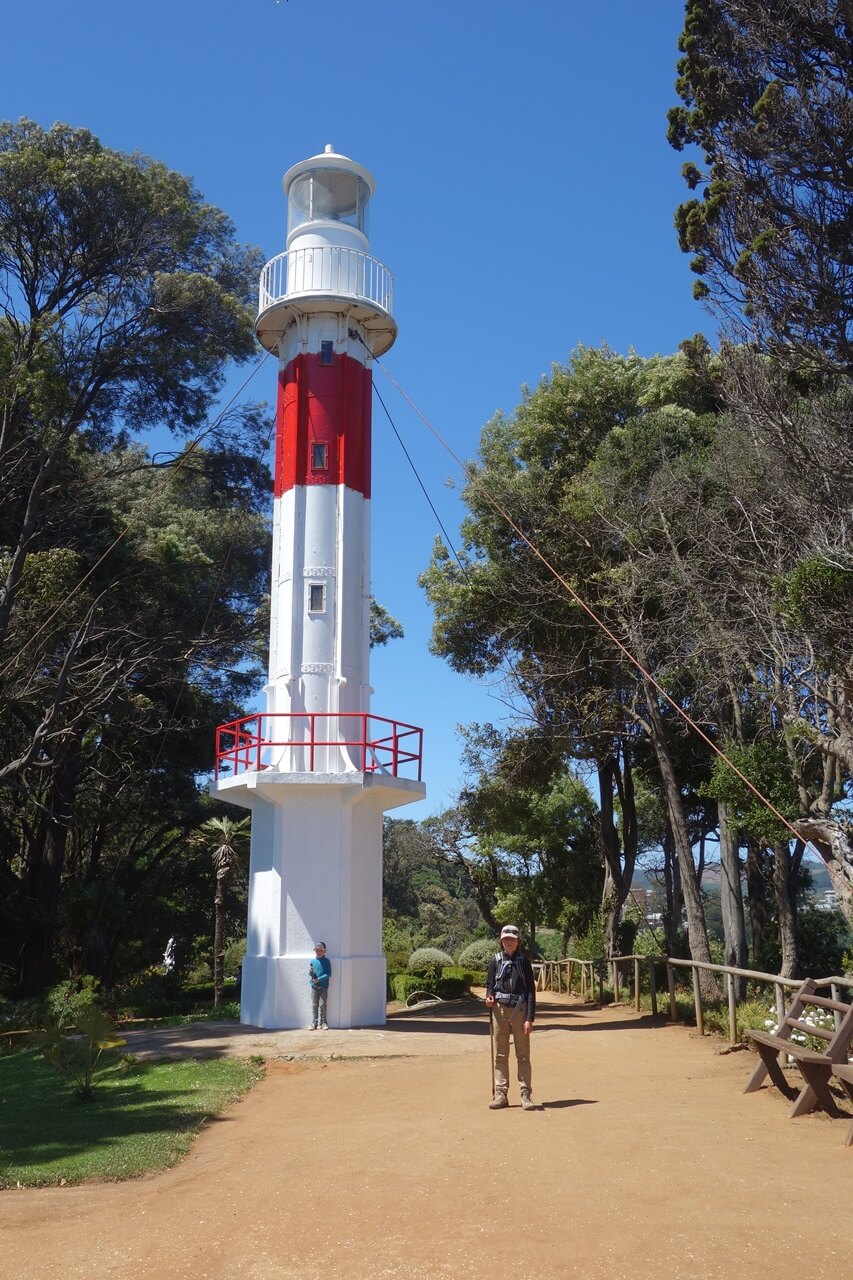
308,942,331,1029
485,925,536,1110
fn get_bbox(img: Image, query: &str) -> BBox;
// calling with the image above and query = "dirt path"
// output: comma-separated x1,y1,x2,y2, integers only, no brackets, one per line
3,995,851,1280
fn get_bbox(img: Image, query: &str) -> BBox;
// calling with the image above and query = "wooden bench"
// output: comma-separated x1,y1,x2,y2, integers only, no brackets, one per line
831,1064,853,1147
743,977,853,1124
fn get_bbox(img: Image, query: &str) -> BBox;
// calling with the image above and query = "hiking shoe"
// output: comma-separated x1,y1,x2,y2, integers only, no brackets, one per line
489,1093,508,1110
521,1092,536,1111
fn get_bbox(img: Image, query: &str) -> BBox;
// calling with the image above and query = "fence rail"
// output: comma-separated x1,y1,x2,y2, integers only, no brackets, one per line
532,954,853,1047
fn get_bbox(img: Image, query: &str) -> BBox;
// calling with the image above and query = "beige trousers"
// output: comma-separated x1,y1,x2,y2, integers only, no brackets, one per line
492,1001,532,1095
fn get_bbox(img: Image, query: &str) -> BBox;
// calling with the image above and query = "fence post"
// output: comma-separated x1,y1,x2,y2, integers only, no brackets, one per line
831,982,842,1034
597,962,604,1006
634,957,641,1012
726,971,737,1046
692,965,705,1036
612,959,620,1004
774,982,786,1032
666,961,678,1022
648,958,657,1018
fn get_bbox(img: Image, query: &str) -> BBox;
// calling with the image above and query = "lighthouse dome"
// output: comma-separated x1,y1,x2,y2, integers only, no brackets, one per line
284,145,374,246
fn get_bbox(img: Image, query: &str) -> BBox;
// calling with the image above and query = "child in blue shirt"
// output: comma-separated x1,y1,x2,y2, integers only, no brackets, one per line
308,942,332,1029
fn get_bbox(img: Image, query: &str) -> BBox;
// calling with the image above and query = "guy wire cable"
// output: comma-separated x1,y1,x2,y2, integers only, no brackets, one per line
0,349,272,682
371,352,829,862
372,377,552,727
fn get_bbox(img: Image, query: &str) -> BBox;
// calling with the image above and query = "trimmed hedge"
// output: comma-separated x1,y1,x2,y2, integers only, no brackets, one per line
389,971,480,1003
392,973,435,1002
442,967,487,986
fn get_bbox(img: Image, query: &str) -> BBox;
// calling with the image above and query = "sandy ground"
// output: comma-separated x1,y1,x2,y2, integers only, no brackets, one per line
2,993,851,1280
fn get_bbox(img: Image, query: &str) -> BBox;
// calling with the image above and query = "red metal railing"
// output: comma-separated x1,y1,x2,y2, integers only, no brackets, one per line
214,712,423,782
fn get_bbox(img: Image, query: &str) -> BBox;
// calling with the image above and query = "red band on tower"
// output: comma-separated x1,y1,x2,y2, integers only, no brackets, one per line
274,353,372,498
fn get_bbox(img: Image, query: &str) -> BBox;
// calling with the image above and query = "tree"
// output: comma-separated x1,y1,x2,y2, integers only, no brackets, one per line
193,816,250,1006
0,120,267,994
422,345,721,992
668,0,853,374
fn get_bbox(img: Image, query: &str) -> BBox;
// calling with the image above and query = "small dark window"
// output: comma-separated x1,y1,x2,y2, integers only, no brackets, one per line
308,583,326,613
320,341,334,365
311,442,328,470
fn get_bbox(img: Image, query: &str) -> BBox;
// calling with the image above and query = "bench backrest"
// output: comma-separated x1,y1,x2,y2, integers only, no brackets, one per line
775,978,853,1061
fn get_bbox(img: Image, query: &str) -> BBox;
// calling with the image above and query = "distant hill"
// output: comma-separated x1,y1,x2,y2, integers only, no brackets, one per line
633,857,832,894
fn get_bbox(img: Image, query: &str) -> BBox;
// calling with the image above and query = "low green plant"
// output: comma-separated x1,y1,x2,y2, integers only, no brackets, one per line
44,976,101,1030
435,976,469,999
392,973,436,1002
442,966,487,986
37,1007,128,1101
408,947,454,973
457,938,498,969
222,937,247,978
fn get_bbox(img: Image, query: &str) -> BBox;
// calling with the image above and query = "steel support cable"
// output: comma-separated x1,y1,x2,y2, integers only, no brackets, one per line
372,381,467,574
372,354,824,858
371,378,541,722
0,349,272,682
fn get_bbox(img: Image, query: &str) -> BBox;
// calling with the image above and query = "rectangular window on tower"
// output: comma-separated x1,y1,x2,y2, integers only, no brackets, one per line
311,441,328,471
320,341,335,365
308,583,326,613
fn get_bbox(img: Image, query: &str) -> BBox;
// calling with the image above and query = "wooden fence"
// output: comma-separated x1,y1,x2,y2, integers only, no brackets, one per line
532,955,853,1046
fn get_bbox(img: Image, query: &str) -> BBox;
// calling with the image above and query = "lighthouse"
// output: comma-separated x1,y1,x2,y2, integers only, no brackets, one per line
213,146,425,1029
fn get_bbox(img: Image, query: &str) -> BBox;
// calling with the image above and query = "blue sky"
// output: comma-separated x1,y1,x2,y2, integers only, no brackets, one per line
1,0,714,817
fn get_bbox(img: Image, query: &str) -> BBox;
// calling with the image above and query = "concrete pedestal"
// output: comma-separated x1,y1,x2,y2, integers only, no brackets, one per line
213,770,424,1029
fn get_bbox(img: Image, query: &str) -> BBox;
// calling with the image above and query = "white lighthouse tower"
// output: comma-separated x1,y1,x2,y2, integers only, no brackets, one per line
213,146,425,1029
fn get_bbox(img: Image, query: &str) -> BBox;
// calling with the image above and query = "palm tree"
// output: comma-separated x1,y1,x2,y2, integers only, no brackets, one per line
194,816,250,1007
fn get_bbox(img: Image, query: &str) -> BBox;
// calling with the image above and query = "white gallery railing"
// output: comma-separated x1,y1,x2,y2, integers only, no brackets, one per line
259,246,394,316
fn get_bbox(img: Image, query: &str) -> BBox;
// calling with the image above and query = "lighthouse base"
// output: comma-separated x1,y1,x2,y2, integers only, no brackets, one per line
212,770,424,1030
240,953,387,1029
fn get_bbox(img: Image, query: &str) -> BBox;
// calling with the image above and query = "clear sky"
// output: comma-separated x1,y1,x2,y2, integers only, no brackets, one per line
1,0,714,817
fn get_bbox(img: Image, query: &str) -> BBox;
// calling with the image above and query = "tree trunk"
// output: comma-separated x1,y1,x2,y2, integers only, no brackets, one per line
597,754,636,960
213,885,224,1008
793,818,853,925
745,839,770,966
18,740,81,996
642,678,717,1000
718,798,748,998
772,842,798,978
661,823,684,956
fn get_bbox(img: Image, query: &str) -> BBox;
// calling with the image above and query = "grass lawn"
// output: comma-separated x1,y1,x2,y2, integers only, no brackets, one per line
0,1049,264,1188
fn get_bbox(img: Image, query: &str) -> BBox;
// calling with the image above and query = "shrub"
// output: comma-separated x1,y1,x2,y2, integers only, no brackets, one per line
408,948,454,974
436,977,469,999
38,1006,128,1101
44,977,101,1030
392,973,437,1002
442,966,487,987
384,950,410,972
222,938,246,978
458,939,499,969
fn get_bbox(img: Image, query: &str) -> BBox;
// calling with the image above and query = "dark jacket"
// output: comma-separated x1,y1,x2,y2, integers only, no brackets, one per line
486,948,536,1023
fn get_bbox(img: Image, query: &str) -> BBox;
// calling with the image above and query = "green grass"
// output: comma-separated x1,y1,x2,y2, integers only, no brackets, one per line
0,1049,264,1188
